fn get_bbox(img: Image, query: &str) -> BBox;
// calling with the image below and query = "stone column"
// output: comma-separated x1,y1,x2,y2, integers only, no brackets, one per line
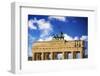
41,52,44,60
50,52,53,60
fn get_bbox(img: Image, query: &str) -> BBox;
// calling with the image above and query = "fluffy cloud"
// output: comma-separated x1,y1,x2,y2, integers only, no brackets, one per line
37,19,52,30
48,16,66,22
38,34,83,41
38,36,52,41
28,18,53,38
37,19,53,38
74,36,79,40
64,34,73,40
80,35,88,41
28,18,38,30
64,34,88,41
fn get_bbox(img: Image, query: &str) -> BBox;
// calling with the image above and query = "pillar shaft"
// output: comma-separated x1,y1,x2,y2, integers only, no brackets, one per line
62,52,65,59
50,52,53,60
41,52,44,60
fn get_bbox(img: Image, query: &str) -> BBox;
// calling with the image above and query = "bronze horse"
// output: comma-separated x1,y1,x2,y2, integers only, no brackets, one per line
53,32,64,40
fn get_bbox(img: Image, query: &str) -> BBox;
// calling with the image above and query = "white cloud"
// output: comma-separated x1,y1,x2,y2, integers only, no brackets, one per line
63,34,88,41
37,19,53,38
28,18,38,30
74,35,88,41
38,34,74,41
40,30,50,38
64,34,73,40
80,35,88,41
28,18,53,38
74,36,79,40
38,34,88,42
38,38,44,41
37,19,51,30
48,16,66,22
38,36,52,41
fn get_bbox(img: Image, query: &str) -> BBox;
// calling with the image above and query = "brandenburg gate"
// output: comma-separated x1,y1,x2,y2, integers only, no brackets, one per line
32,32,84,61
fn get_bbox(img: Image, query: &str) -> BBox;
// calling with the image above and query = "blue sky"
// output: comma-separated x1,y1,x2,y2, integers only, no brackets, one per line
28,15,88,57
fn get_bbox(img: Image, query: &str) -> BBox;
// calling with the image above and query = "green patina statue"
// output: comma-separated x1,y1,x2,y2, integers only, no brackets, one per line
53,32,64,40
